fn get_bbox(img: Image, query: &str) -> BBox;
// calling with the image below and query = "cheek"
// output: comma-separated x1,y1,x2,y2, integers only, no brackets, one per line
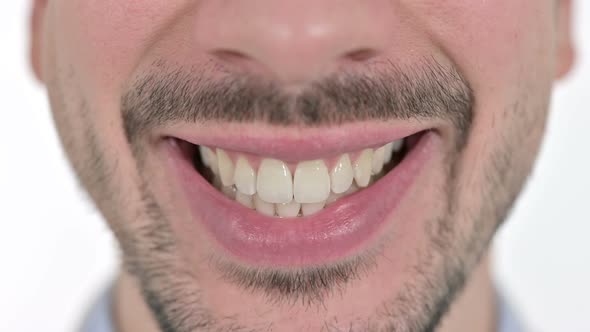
43,1,194,229
410,0,555,93
48,1,186,100
45,1,187,170
409,1,556,143
421,1,555,223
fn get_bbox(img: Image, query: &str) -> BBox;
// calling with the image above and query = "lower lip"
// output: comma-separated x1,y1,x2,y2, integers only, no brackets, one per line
163,131,438,267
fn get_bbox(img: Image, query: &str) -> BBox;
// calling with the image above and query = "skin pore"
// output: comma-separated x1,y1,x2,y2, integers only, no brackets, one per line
30,1,573,331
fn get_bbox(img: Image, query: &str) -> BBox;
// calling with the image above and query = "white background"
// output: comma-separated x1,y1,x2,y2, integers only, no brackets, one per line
0,2,588,332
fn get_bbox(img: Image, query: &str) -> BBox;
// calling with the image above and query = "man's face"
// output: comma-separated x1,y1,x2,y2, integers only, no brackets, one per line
31,1,573,331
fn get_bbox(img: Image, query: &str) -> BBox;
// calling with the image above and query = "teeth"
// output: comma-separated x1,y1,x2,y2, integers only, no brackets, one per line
383,142,394,164
221,185,236,199
354,149,373,187
392,139,403,152
294,160,331,204
326,192,344,205
236,192,254,209
327,183,359,205
302,201,326,216
383,139,403,164
217,149,234,186
234,157,257,195
256,159,293,204
346,183,359,194
330,154,354,194
254,194,275,216
212,176,223,190
372,145,386,174
276,201,301,218
199,146,218,174
200,138,405,217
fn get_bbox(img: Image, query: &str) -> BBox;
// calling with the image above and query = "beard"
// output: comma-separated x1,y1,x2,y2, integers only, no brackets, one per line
49,56,540,331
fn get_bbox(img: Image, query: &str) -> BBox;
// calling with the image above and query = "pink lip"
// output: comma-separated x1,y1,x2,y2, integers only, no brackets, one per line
162,130,438,267
165,121,424,162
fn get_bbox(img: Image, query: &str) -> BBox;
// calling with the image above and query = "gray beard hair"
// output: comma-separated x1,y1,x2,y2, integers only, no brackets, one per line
104,59,522,331
119,146,504,332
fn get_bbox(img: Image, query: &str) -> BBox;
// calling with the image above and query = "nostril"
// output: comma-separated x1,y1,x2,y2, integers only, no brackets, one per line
343,48,379,62
210,49,253,67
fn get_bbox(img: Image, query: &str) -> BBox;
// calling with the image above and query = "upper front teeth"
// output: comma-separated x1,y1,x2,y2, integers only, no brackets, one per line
330,154,354,194
256,159,294,204
294,160,331,203
217,148,234,186
234,157,256,195
201,139,404,217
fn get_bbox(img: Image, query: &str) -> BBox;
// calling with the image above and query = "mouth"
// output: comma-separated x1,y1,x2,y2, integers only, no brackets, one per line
189,137,410,216
161,124,438,266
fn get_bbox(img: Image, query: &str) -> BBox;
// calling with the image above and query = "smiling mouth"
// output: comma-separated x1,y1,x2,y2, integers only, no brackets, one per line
180,135,415,218
162,125,438,266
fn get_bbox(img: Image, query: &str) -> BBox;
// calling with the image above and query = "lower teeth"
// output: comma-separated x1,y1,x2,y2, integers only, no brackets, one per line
215,181,366,218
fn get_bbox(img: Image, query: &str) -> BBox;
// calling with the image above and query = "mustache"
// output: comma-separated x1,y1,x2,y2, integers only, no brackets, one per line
122,58,473,144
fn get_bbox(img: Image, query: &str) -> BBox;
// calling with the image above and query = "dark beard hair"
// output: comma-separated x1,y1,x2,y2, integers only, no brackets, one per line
117,57,487,332
122,57,472,147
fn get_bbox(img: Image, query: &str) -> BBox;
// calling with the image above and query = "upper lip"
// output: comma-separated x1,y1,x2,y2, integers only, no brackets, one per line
158,120,432,161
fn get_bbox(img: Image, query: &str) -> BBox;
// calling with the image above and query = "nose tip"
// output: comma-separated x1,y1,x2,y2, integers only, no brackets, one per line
194,2,390,84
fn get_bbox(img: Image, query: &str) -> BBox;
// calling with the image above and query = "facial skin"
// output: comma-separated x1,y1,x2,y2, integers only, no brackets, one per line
31,1,574,331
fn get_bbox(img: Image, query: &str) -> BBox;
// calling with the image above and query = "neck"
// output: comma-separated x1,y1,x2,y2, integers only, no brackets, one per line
113,254,496,332
437,254,497,332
